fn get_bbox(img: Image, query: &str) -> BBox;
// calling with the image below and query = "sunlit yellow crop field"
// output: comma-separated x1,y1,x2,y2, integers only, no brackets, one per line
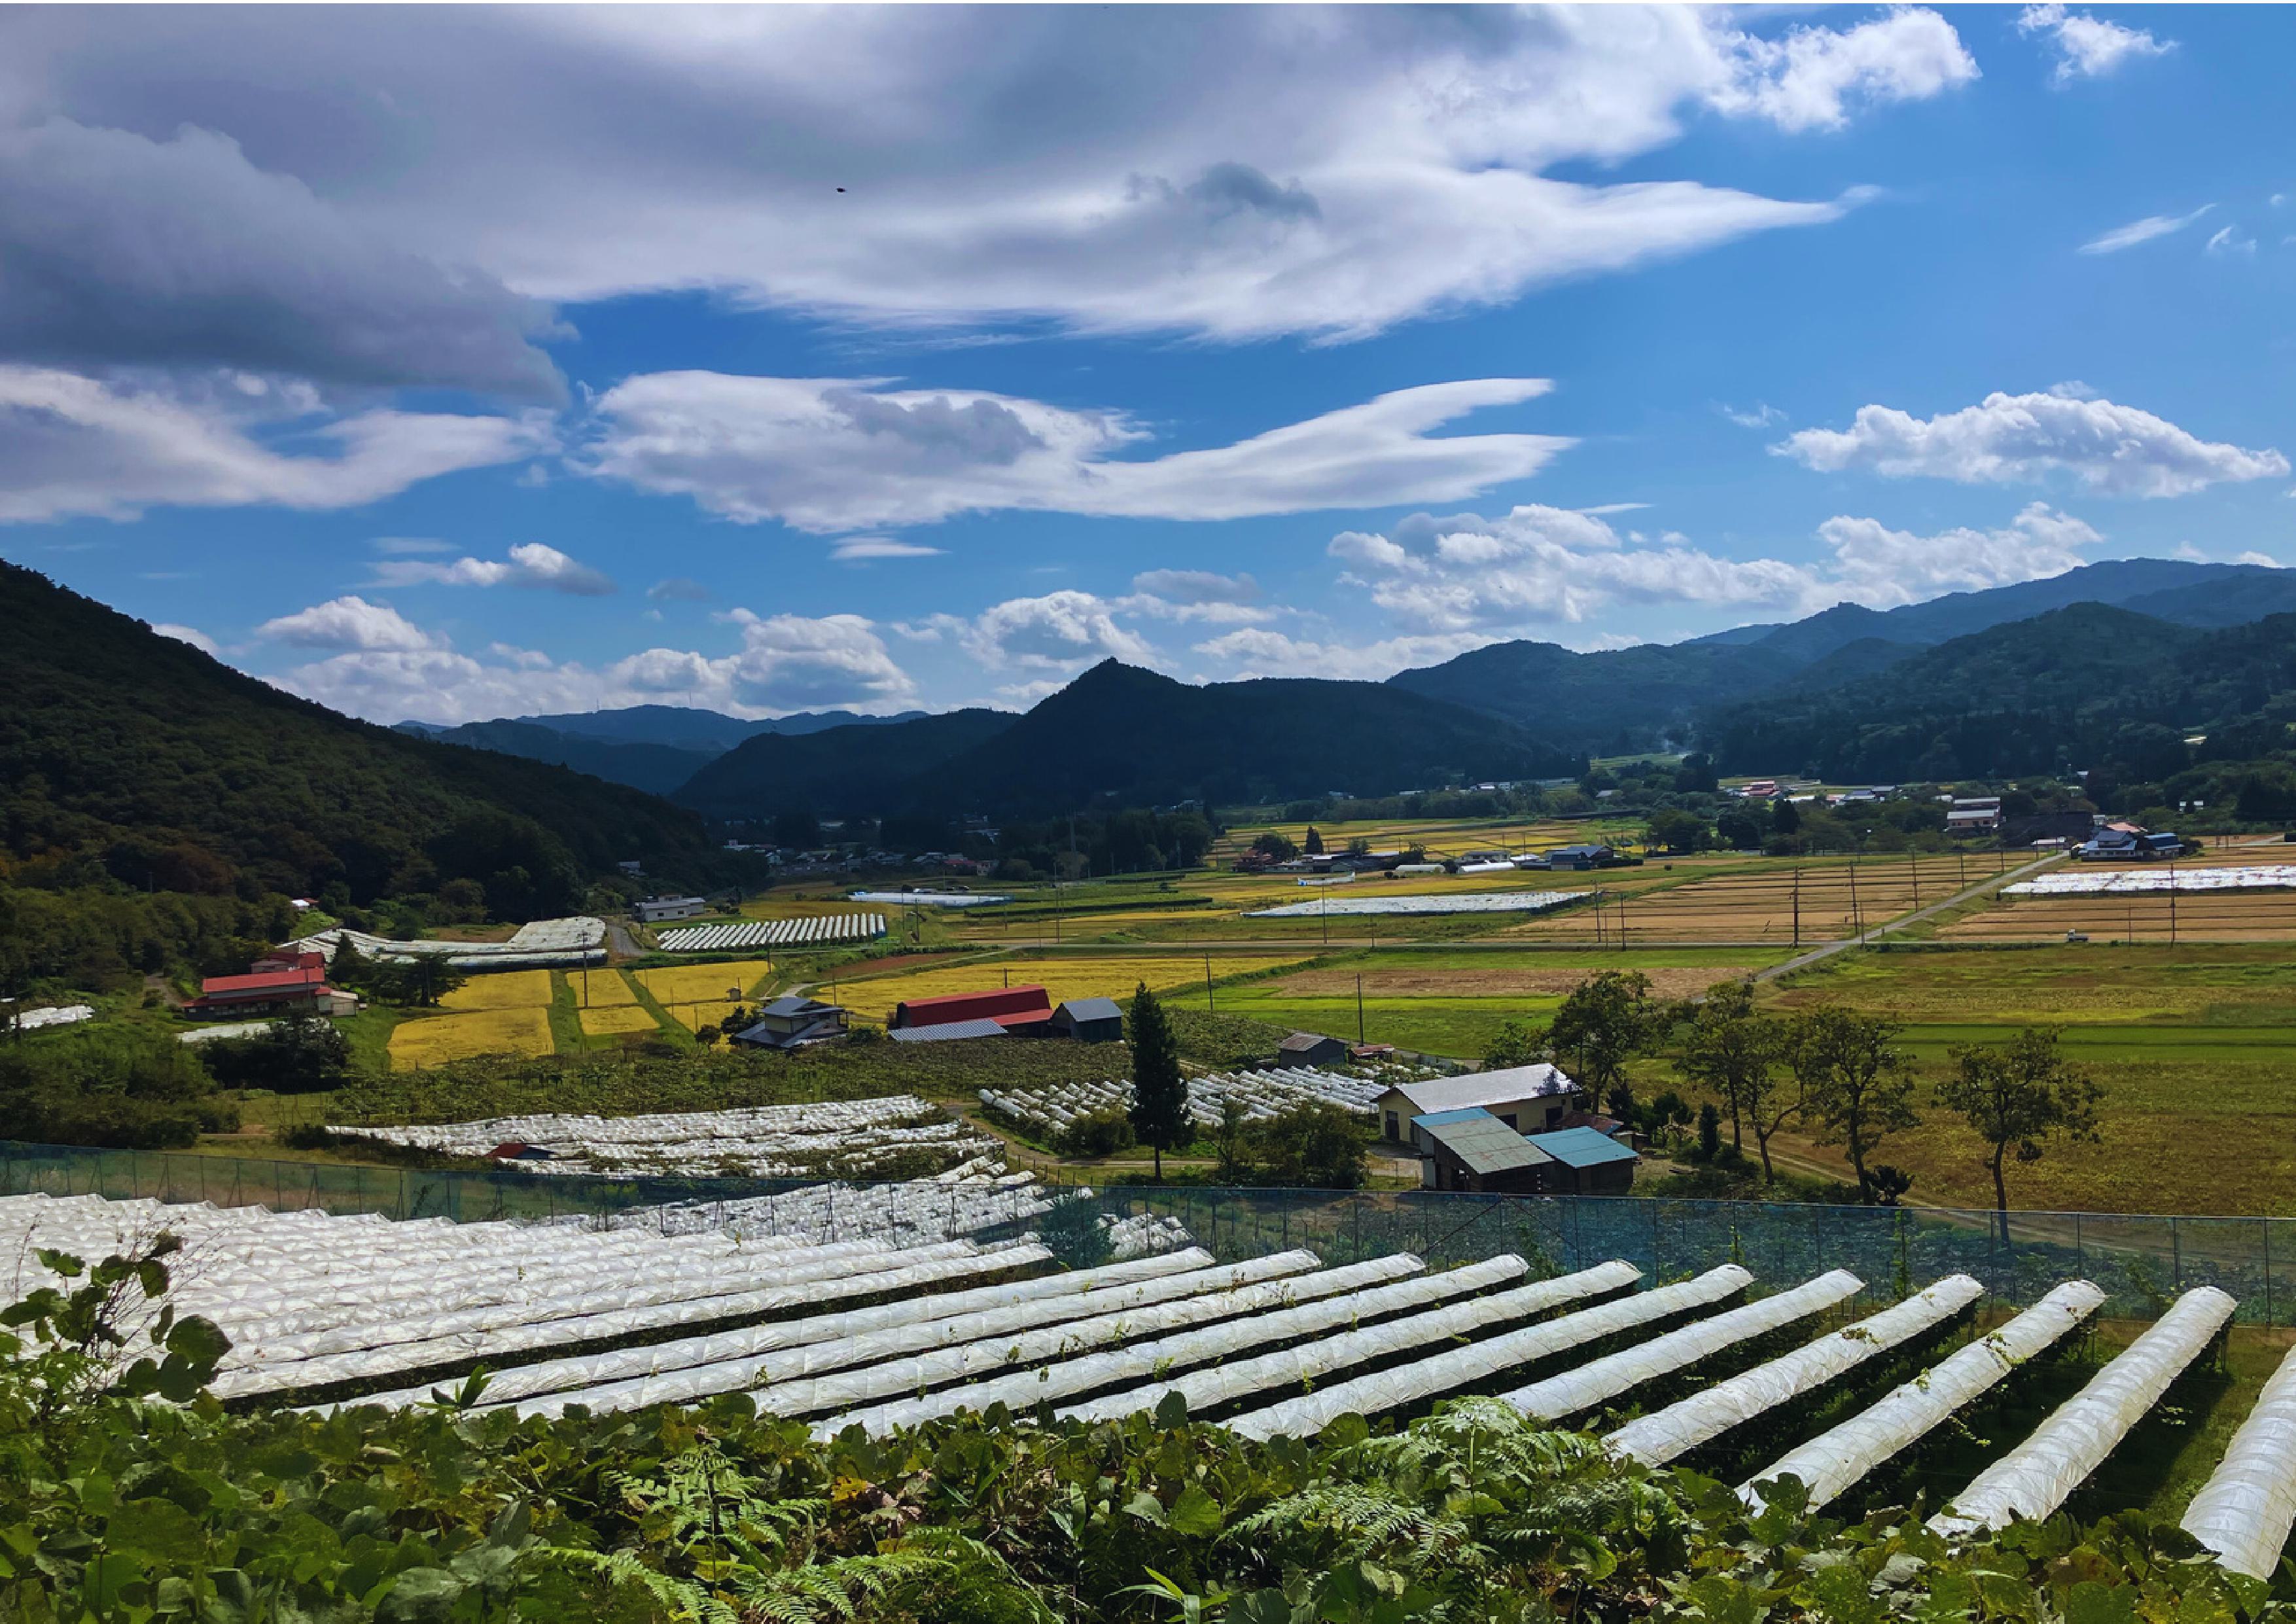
567,968,641,1008
437,969,554,1011
635,960,775,1007
829,955,1306,1022
578,1005,663,1038
387,1006,556,1067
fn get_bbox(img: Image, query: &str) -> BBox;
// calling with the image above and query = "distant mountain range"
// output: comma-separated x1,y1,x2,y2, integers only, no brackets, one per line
397,556,2296,817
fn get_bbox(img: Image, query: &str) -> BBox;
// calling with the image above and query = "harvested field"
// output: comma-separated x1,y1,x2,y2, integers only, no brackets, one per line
831,955,1305,1023
577,1006,663,1038
436,969,555,1012
1943,890,2296,944
1268,964,1748,1000
386,1006,556,1067
1506,855,1998,944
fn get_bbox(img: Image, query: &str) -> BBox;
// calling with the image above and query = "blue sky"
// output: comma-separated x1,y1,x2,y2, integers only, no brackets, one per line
3,4,2291,722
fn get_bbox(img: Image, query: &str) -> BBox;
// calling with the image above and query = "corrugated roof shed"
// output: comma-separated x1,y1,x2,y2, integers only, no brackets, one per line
894,985,1052,1029
886,1017,1010,1043
1055,997,1123,1023
1413,1108,1550,1176
1392,1063,1575,1116
1528,1125,1640,1169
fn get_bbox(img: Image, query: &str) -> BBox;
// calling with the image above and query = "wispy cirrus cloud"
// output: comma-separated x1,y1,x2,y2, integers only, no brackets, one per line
2078,204,2212,255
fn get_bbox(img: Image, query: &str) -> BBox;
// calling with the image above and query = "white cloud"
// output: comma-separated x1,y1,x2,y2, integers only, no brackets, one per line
0,366,553,523
1192,626,1492,683
272,608,915,722
152,622,219,656
1708,7,1978,132
2236,551,2280,568
1776,390,2287,497
258,594,437,652
1812,502,2100,609
958,590,1160,671
0,8,1968,348
370,540,614,594
2205,224,2257,257
1325,499,2110,632
830,537,946,561
583,374,1570,532
2078,205,2212,255
1131,569,1258,605
2017,5,2174,82
645,576,712,601
1718,402,1787,429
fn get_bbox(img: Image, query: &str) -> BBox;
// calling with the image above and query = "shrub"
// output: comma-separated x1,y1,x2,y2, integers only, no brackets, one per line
1058,1108,1137,1158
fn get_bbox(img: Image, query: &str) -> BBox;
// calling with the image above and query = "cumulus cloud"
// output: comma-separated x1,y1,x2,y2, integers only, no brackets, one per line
1192,626,1493,683
2017,5,2173,82
1326,499,2110,632
1775,390,2287,497
959,590,1160,671
272,608,915,722
258,595,436,652
0,7,1968,347
152,622,219,656
582,374,1570,532
1708,7,1978,132
2079,205,2212,255
1814,502,2100,609
0,366,552,523
0,118,562,399
830,537,946,561
370,540,614,594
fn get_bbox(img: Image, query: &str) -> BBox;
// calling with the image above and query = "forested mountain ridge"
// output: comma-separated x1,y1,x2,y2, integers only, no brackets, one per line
0,561,710,915
399,704,928,793
1700,603,2296,788
1388,559,2296,754
400,719,720,798
675,707,1021,820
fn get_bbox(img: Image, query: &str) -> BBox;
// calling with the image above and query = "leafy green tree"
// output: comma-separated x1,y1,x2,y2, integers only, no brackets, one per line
1678,980,1797,1178
1249,831,1298,862
1791,1003,1918,1203
1480,1017,1545,1070
359,955,469,1008
1250,1103,1369,1190
1547,970,1656,1114
1126,983,1189,1182
1645,808,1707,853
1212,1098,1254,1182
1695,1102,1722,1161
1303,825,1324,856
1937,1027,2103,1217
196,1012,352,1093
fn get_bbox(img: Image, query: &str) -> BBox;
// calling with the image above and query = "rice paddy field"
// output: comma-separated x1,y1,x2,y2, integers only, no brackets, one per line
434,968,556,1012
384,1004,557,1067
1742,945,2296,1216
634,959,777,1031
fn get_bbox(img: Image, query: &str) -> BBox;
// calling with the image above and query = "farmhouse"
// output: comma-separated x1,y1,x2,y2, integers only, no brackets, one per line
1050,997,1125,1042
1946,797,2003,835
1412,1109,1640,1194
1279,1031,1350,1067
1543,843,1616,871
634,896,709,923
892,984,1054,1034
186,964,357,1017
1376,1062,1583,1147
732,995,849,1051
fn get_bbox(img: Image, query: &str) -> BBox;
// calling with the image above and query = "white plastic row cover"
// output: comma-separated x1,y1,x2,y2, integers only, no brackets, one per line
1067,1253,1559,1428
346,1243,1175,1412
779,1255,1426,1430
2181,1341,2296,1579
817,1253,1453,1438
1608,1275,1984,1466
1221,1262,1737,1441
1930,1286,2236,1538
1501,1269,1864,1422
229,1241,1050,1399
518,1250,1315,1419
1742,1279,2108,1513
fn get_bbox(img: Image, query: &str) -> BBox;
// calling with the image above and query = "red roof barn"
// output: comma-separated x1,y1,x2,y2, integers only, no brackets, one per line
891,984,1054,1031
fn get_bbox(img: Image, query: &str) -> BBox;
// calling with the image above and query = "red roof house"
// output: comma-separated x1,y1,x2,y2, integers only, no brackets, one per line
891,984,1055,1031
186,964,353,1015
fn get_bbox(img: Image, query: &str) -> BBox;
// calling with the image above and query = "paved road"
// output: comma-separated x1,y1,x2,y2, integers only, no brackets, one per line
607,919,641,961
1752,849,2068,983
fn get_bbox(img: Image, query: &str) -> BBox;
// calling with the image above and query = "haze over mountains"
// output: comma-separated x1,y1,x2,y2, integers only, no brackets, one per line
389,559,2296,816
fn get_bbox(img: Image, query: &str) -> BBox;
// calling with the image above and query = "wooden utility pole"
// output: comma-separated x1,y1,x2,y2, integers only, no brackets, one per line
1792,866,1801,946
1356,973,1365,1042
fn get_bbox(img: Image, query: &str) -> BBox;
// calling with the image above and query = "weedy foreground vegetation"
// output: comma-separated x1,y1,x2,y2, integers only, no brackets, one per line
4,1238,2288,1624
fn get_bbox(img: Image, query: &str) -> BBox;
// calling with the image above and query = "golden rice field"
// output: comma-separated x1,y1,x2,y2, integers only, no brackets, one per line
567,968,641,1008
387,1006,556,1067
436,969,556,1011
577,1005,665,1038
634,960,775,1010
828,955,1307,1022
1502,854,2002,944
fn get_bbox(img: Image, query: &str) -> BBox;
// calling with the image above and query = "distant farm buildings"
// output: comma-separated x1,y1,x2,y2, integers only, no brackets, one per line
891,985,1055,1040
1050,997,1125,1043
634,896,709,923
733,995,849,1051
1375,1063,1584,1146
187,955,357,1018
1411,1109,1640,1196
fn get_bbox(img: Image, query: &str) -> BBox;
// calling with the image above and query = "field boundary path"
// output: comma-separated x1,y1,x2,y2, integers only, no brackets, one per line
1754,849,2067,983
